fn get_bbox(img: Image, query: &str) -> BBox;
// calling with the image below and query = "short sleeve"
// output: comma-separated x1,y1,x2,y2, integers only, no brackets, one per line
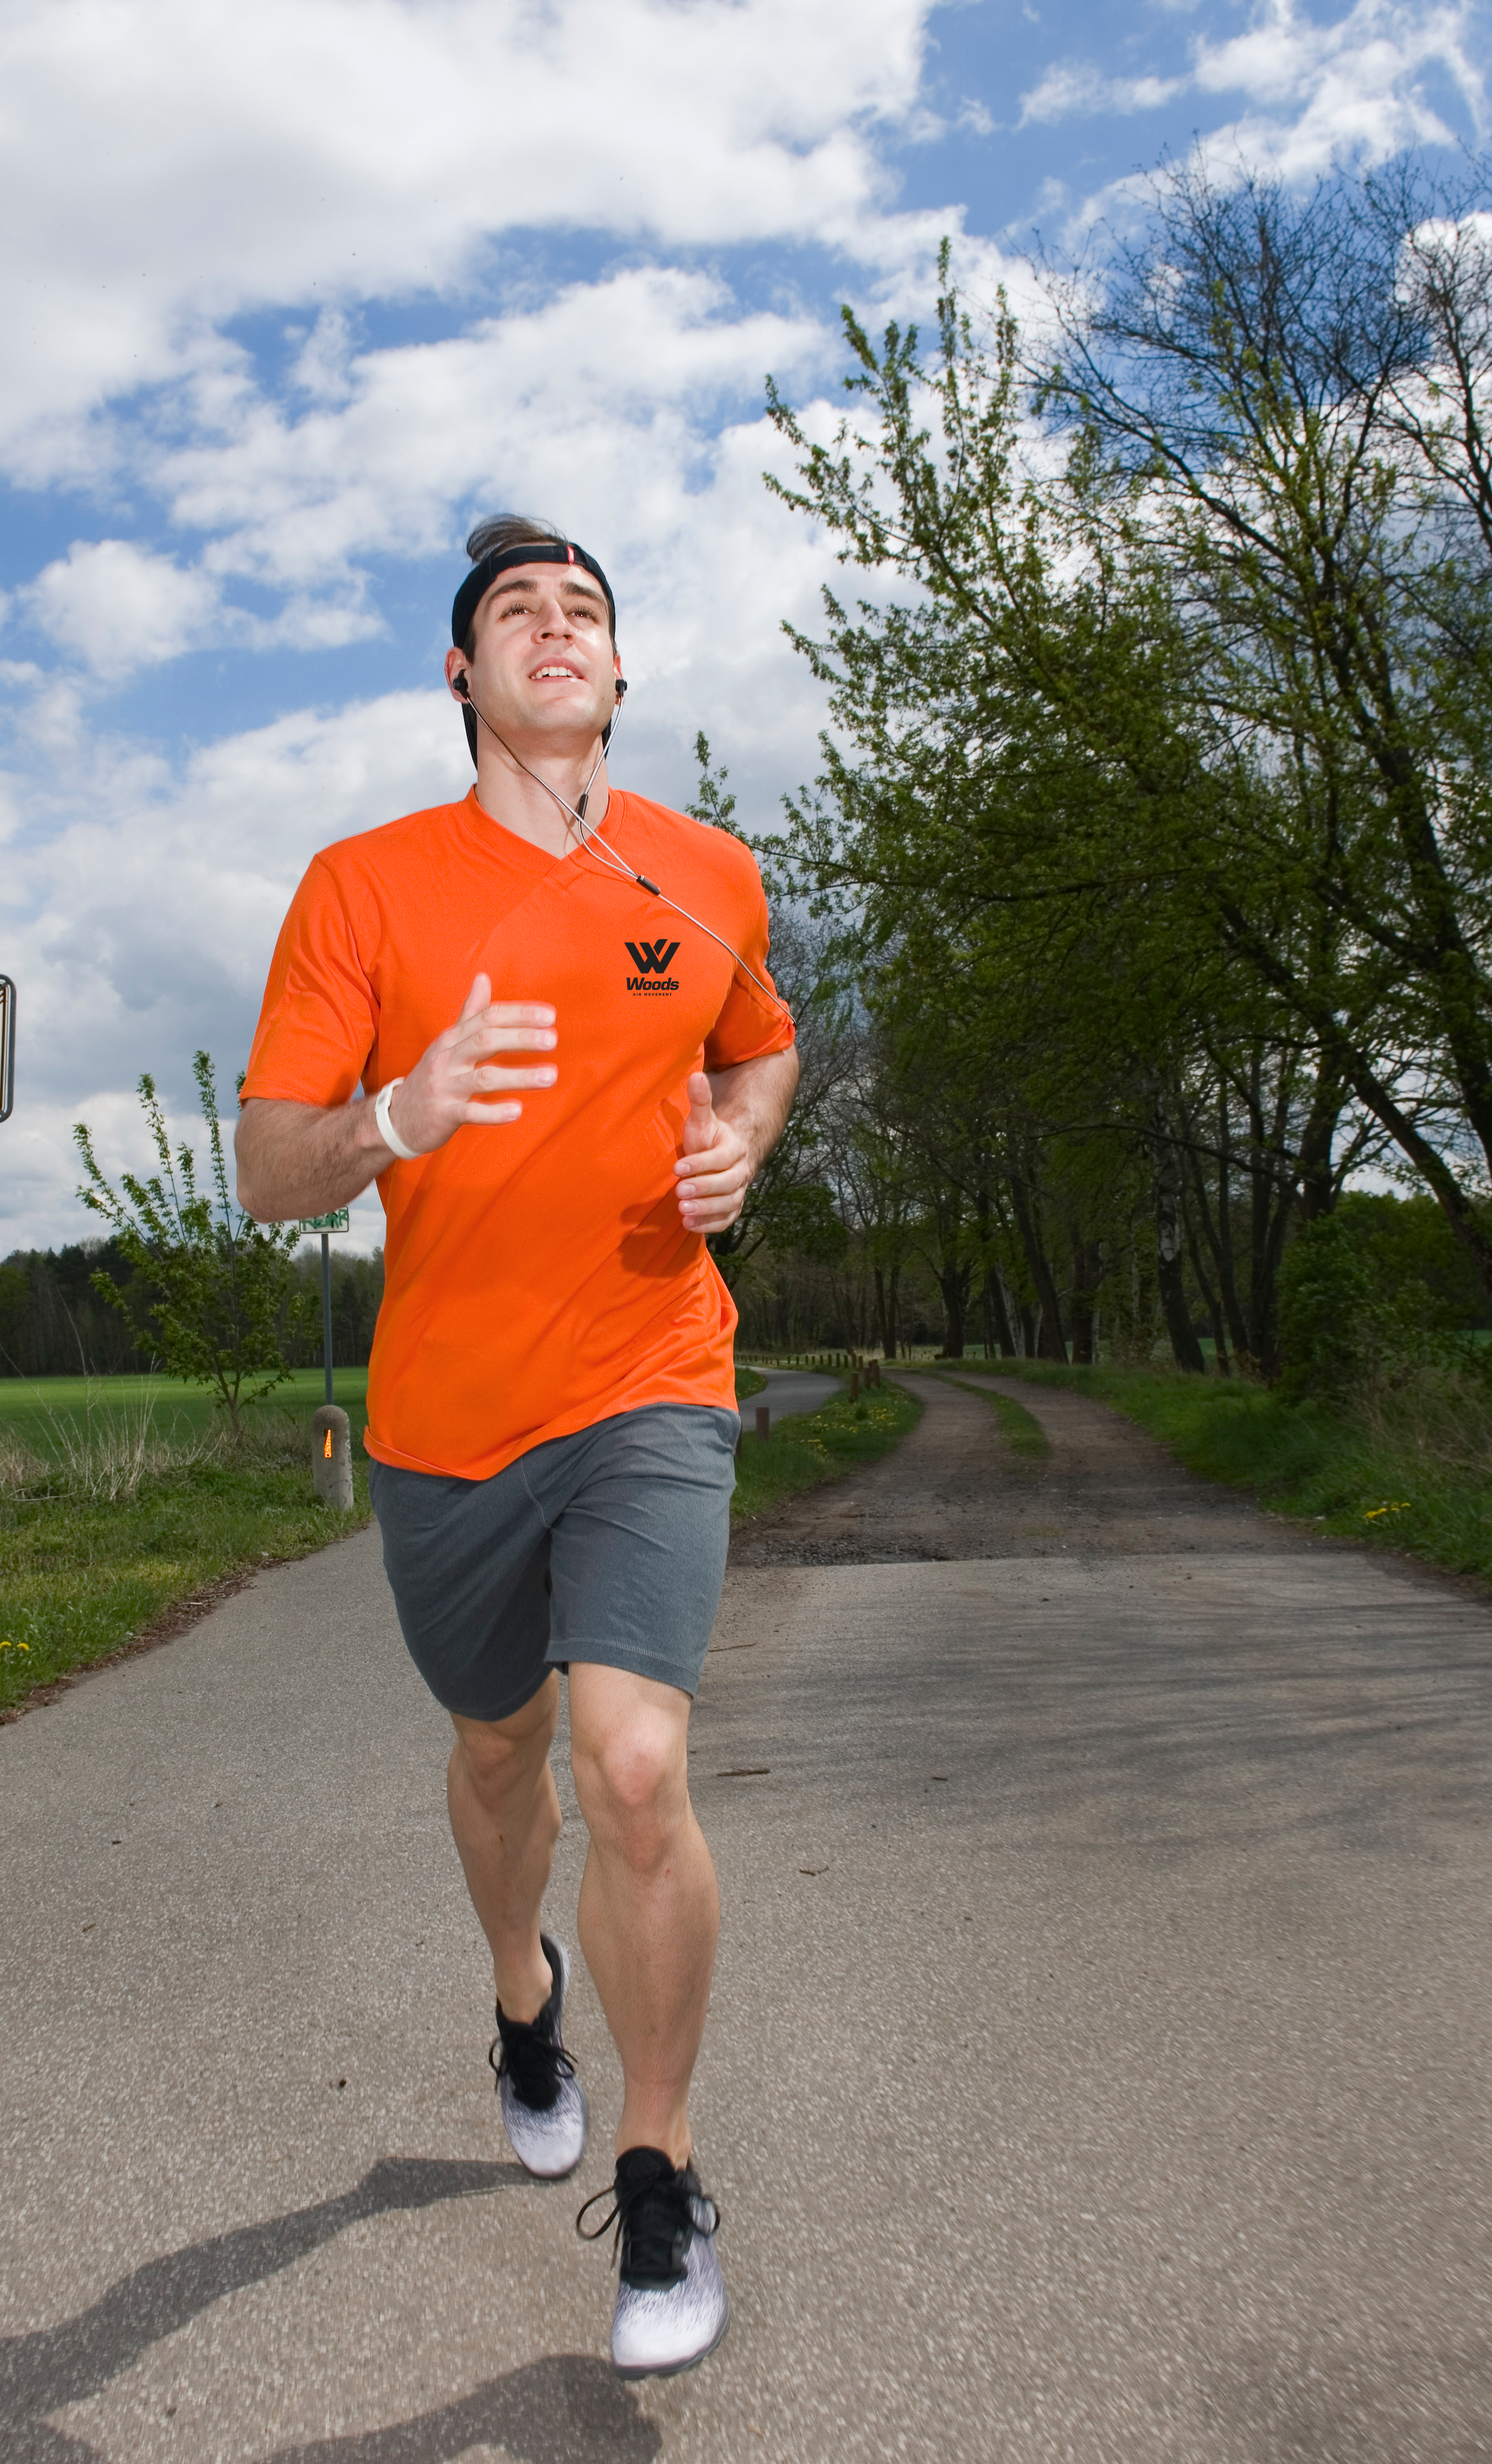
702,867,796,1072
240,855,379,1107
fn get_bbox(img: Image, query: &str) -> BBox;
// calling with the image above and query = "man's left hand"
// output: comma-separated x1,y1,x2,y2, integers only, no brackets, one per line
674,1071,752,1232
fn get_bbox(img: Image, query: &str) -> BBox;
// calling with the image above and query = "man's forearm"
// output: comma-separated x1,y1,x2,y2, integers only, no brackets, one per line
707,1047,800,1176
236,1095,392,1222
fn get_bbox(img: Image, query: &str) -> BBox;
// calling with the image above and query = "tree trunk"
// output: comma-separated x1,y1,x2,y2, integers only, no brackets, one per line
983,1267,1017,1357
1184,1215,1230,1373
937,1258,968,1357
1069,1237,1102,1366
1212,1086,1252,1365
1007,1159,1068,1360
1185,1078,1252,1364
873,1263,901,1361
1296,1072,1341,1223
1152,1119,1207,1373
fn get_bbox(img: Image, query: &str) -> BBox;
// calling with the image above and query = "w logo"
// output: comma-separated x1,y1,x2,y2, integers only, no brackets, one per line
625,939,680,975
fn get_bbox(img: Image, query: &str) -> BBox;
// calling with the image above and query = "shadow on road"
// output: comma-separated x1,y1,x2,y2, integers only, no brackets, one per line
0,2155,651,2464
259,2355,660,2462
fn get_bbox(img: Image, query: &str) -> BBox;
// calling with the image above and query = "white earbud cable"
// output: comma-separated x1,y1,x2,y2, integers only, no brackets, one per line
460,684,792,1024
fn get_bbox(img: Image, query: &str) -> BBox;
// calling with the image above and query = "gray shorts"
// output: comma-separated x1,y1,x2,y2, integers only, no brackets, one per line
368,1404,739,1723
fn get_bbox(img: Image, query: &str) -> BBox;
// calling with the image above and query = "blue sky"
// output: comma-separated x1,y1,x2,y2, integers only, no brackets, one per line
1,0,1486,1252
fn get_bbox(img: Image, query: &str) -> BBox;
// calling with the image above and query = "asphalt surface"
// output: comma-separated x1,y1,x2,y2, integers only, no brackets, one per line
3,1371,1491,2461
736,1366,841,1432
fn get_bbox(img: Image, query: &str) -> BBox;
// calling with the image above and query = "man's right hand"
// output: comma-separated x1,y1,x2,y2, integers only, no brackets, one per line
234,976,557,1221
381,974,558,1159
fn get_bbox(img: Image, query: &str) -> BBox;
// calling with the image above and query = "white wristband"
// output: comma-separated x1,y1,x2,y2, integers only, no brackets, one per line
374,1077,420,1163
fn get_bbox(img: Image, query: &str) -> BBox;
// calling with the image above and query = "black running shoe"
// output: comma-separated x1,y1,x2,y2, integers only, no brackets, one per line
577,2145,729,2377
488,1933,589,2179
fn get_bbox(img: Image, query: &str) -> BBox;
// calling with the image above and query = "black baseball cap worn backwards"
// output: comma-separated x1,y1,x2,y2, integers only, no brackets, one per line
451,540,617,649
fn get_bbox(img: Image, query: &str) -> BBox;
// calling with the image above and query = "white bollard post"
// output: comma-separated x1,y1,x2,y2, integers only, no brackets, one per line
312,1406,354,1511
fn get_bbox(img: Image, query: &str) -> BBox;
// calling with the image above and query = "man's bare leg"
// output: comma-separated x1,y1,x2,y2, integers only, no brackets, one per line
568,1663,719,2168
448,1674,563,2023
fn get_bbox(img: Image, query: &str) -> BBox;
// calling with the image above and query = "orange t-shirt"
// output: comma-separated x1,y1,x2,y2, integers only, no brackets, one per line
241,787,794,1480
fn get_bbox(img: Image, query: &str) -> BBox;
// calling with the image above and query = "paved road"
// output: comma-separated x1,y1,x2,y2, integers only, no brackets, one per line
736,1366,841,1431
3,1373,1491,2460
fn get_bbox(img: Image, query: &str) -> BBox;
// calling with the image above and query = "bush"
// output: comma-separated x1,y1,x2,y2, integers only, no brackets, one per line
1278,1194,1490,1406
74,1055,312,1426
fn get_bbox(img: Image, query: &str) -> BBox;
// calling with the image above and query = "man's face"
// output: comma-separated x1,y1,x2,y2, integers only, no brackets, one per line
445,562,621,751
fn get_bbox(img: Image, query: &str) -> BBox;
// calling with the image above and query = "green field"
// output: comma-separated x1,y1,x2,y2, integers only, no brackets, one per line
0,1364,907,1717
0,1368,371,1461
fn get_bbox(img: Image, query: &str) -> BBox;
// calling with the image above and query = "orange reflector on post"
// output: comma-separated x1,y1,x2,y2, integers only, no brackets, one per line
323,1430,333,1458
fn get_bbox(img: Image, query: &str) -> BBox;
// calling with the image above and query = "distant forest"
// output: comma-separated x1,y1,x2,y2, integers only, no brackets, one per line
0,1241,386,1380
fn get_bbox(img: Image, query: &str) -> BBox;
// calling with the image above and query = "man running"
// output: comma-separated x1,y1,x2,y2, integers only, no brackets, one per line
235,515,798,2378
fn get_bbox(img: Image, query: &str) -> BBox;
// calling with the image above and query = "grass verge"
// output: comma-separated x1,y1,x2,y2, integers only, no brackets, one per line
0,1375,380,1718
1,1450,371,1719
731,1379,923,1521
948,1375,1049,1458
948,1360,1492,1585
1,1363,913,1717
734,1366,768,1401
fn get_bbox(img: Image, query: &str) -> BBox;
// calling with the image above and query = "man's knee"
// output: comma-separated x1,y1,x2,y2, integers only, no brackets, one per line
571,1703,688,1874
451,1678,558,1806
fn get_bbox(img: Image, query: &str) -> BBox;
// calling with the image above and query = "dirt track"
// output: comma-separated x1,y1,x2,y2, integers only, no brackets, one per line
730,1368,1318,1566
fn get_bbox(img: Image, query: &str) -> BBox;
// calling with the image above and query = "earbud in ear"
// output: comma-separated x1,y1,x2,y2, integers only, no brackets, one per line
615,677,629,701
454,673,470,698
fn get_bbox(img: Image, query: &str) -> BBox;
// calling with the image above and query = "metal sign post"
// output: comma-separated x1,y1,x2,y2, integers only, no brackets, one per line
0,977,14,1125
298,1210,349,1404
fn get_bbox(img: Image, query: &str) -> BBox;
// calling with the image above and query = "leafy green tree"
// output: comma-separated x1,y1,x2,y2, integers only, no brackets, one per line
685,732,744,839
1044,156,1492,1300
761,157,1492,1369
74,1053,310,1428
761,281,1242,1365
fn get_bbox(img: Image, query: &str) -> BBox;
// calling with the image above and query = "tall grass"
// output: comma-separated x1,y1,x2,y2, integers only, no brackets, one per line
1,1390,316,1505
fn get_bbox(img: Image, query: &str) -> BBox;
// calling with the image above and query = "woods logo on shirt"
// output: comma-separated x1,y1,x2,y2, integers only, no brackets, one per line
625,938,680,993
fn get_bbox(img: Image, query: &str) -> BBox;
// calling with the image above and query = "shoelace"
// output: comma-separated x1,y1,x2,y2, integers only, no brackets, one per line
488,2016,578,2113
576,2155,721,2286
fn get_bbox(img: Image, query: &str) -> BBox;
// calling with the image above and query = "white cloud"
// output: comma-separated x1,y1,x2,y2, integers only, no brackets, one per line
1192,0,1485,177
1041,0,1485,244
23,542,221,682
1021,0,1481,175
161,269,830,599
9,233,1031,676
0,0,943,484
1019,64,1185,125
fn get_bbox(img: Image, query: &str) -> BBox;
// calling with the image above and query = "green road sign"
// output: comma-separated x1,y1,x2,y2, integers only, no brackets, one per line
299,1210,349,1233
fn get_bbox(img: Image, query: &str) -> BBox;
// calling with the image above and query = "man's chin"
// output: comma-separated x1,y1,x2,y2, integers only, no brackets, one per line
494,710,609,760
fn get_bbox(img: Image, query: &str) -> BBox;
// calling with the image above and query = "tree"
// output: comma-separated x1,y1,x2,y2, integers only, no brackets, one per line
1043,156,1492,1301
681,735,855,1290
762,264,1280,1366
74,1053,310,1427
760,153,1492,1367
